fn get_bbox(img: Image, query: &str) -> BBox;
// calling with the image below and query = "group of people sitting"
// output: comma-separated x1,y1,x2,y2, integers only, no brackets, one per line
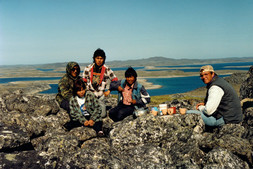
56,48,151,136
56,48,243,136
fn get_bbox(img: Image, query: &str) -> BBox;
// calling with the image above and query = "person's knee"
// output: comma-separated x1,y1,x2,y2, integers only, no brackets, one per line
202,117,223,127
115,111,124,121
109,109,117,120
101,107,107,118
60,100,70,112
186,110,201,114
109,109,125,122
204,120,216,126
116,109,132,121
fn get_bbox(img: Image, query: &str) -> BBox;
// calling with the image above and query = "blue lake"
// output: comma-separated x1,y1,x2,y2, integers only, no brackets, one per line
39,75,228,96
0,77,61,84
146,76,204,96
1,62,252,96
144,62,253,72
36,62,253,73
145,75,229,96
37,68,55,72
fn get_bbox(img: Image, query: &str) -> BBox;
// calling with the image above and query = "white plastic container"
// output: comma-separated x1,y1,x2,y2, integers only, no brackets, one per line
159,104,167,115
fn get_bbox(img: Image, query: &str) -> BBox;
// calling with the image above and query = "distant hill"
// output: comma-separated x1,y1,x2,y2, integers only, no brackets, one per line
2,56,253,69
105,56,253,68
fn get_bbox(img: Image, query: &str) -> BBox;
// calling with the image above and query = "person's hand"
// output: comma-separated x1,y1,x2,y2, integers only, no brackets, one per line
88,120,95,126
104,90,110,97
118,86,124,92
84,120,89,126
130,99,137,105
196,103,205,110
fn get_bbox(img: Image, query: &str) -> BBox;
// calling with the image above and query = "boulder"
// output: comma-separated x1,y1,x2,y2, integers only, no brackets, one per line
0,89,252,168
0,125,30,151
0,151,50,169
203,148,250,169
240,66,253,100
224,72,247,85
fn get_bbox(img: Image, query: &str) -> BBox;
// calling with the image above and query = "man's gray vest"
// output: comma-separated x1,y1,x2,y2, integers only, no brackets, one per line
205,76,243,124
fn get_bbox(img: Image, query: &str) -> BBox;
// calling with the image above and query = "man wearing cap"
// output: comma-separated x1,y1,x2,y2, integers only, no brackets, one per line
187,65,243,126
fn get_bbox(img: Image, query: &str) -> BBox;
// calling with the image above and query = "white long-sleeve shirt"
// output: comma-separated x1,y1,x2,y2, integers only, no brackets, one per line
198,85,224,116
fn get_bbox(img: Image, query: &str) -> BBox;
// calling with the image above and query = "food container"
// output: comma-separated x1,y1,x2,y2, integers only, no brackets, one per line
159,104,167,115
151,107,158,116
168,107,176,115
179,108,187,115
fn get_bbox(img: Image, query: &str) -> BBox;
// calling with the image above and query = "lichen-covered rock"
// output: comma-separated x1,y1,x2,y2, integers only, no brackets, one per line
0,125,30,150
224,72,247,85
0,151,51,169
73,137,120,169
203,148,250,169
242,107,253,149
240,66,253,100
1,89,59,115
69,126,97,141
0,89,252,168
165,99,196,111
244,107,253,127
199,124,252,166
118,145,173,168
109,113,206,167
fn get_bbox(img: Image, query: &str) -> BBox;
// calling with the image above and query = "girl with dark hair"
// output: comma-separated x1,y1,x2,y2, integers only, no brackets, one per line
83,48,118,118
109,67,151,122
69,79,104,136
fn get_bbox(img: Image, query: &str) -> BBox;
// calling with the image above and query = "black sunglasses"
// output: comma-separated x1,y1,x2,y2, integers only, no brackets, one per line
71,68,79,71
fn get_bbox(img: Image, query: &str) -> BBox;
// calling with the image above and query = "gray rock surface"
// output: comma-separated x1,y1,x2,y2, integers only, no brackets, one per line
0,77,252,168
224,72,247,85
240,66,253,100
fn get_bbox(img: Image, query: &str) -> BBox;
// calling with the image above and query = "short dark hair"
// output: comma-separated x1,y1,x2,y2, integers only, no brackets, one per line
93,48,106,64
73,79,86,96
125,67,137,79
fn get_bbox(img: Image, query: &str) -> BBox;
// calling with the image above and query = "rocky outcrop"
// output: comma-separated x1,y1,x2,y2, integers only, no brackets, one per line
240,66,253,100
224,72,247,85
0,88,252,168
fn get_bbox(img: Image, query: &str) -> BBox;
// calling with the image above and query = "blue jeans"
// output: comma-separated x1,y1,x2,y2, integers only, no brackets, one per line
186,110,225,126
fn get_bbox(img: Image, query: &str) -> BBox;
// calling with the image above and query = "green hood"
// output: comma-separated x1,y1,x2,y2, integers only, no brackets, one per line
66,61,80,79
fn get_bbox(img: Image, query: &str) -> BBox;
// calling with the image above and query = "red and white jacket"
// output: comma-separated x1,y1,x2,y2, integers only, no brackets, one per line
82,63,118,97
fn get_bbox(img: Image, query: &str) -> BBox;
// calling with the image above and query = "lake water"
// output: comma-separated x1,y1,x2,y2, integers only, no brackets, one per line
39,75,228,96
39,76,203,95
110,62,253,72
146,76,204,96
1,62,252,96
146,75,229,96
146,62,253,72
0,77,61,84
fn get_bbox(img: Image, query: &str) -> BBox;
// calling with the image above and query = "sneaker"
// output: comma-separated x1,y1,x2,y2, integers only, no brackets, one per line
97,131,104,137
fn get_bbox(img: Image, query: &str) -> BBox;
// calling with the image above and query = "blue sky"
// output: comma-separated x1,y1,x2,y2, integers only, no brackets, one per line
0,0,253,65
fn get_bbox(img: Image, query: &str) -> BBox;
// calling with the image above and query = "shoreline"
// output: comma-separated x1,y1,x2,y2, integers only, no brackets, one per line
0,72,240,92
0,67,247,93
137,78,162,90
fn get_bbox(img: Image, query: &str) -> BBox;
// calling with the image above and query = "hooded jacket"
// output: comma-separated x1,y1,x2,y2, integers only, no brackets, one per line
56,62,82,104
